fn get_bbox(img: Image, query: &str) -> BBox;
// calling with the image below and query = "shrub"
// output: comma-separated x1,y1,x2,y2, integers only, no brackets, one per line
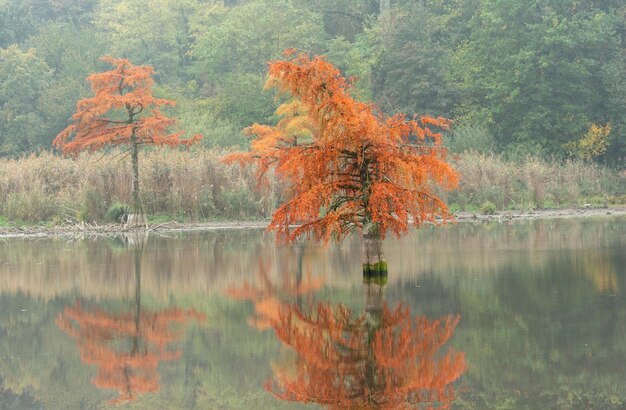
106,201,131,223
480,201,497,215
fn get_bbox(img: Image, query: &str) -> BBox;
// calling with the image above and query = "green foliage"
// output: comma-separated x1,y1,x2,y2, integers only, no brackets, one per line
0,0,624,161
447,125,496,154
0,45,52,155
95,0,203,84
479,200,497,215
369,4,457,117
0,1,36,47
191,0,325,81
454,0,625,156
105,201,131,223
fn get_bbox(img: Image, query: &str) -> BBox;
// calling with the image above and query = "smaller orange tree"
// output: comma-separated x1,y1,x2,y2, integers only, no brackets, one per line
226,52,457,244
54,57,202,223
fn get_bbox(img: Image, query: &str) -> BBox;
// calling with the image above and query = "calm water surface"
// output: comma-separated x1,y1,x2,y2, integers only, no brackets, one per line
0,217,624,409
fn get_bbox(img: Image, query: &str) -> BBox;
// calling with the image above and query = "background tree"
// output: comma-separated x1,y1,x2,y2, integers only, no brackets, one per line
226,52,458,245
453,0,625,156
95,0,202,86
189,0,326,146
53,57,202,224
0,45,52,156
369,3,457,118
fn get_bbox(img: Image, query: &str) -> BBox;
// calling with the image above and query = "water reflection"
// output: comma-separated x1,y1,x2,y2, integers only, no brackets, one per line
227,246,325,329
227,249,466,409
0,218,624,408
56,234,205,404
266,282,466,408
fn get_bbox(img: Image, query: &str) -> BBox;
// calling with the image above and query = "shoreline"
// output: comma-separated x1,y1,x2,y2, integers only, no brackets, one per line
0,207,624,239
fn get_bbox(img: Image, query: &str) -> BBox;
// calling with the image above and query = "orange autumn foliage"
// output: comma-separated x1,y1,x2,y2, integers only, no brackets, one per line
56,301,205,404
226,259,324,330
53,57,201,154
225,52,458,244
266,302,466,409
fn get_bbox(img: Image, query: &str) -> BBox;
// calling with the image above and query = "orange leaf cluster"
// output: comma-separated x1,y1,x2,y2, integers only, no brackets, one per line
56,301,205,404
226,260,324,330
266,302,466,409
225,52,458,244
54,57,201,155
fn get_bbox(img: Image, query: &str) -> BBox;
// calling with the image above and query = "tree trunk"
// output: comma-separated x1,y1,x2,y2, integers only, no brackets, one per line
362,229,387,284
129,136,146,227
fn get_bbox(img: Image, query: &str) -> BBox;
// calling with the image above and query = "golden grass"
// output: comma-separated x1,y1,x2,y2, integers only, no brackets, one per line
0,149,623,223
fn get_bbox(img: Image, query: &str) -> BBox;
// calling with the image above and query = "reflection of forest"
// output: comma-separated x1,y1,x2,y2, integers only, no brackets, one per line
1,219,622,300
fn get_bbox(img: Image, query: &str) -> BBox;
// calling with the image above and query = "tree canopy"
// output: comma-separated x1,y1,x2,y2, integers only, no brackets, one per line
53,57,202,220
227,52,457,244
53,57,201,154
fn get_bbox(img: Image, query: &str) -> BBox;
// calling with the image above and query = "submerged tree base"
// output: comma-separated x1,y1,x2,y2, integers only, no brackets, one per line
363,262,388,285
363,233,387,284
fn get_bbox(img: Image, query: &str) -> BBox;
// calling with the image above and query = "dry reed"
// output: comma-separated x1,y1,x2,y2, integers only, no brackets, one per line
0,149,623,223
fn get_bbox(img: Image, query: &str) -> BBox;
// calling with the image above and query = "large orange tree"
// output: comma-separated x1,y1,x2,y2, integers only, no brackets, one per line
226,52,458,244
54,57,202,224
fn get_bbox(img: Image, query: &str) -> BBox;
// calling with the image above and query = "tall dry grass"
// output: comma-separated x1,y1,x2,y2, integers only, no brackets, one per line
0,148,280,223
0,149,623,223
448,152,625,211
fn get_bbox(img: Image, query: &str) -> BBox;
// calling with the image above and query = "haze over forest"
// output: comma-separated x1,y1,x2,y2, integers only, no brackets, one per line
1,0,624,162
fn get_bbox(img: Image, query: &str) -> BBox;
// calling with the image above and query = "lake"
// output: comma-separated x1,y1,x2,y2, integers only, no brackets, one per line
0,217,624,409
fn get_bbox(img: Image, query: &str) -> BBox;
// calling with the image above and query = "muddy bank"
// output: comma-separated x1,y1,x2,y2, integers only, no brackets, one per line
0,207,624,239
0,220,270,239
454,206,626,222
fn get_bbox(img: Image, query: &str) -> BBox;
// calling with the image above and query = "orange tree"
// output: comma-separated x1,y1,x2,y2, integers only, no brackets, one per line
54,57,202,223
225,51,458,244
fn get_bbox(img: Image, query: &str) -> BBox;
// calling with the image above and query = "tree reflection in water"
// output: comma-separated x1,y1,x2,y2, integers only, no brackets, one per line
227,248,325,330
56,235,205,404
267,278,466,409
227,243,466,408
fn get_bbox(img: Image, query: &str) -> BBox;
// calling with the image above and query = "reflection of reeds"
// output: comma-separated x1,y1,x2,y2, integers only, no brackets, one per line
0,220,621,300
0,232,328,301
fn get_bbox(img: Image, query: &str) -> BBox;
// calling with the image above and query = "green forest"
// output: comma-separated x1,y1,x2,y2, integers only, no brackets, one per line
1,0,624,161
